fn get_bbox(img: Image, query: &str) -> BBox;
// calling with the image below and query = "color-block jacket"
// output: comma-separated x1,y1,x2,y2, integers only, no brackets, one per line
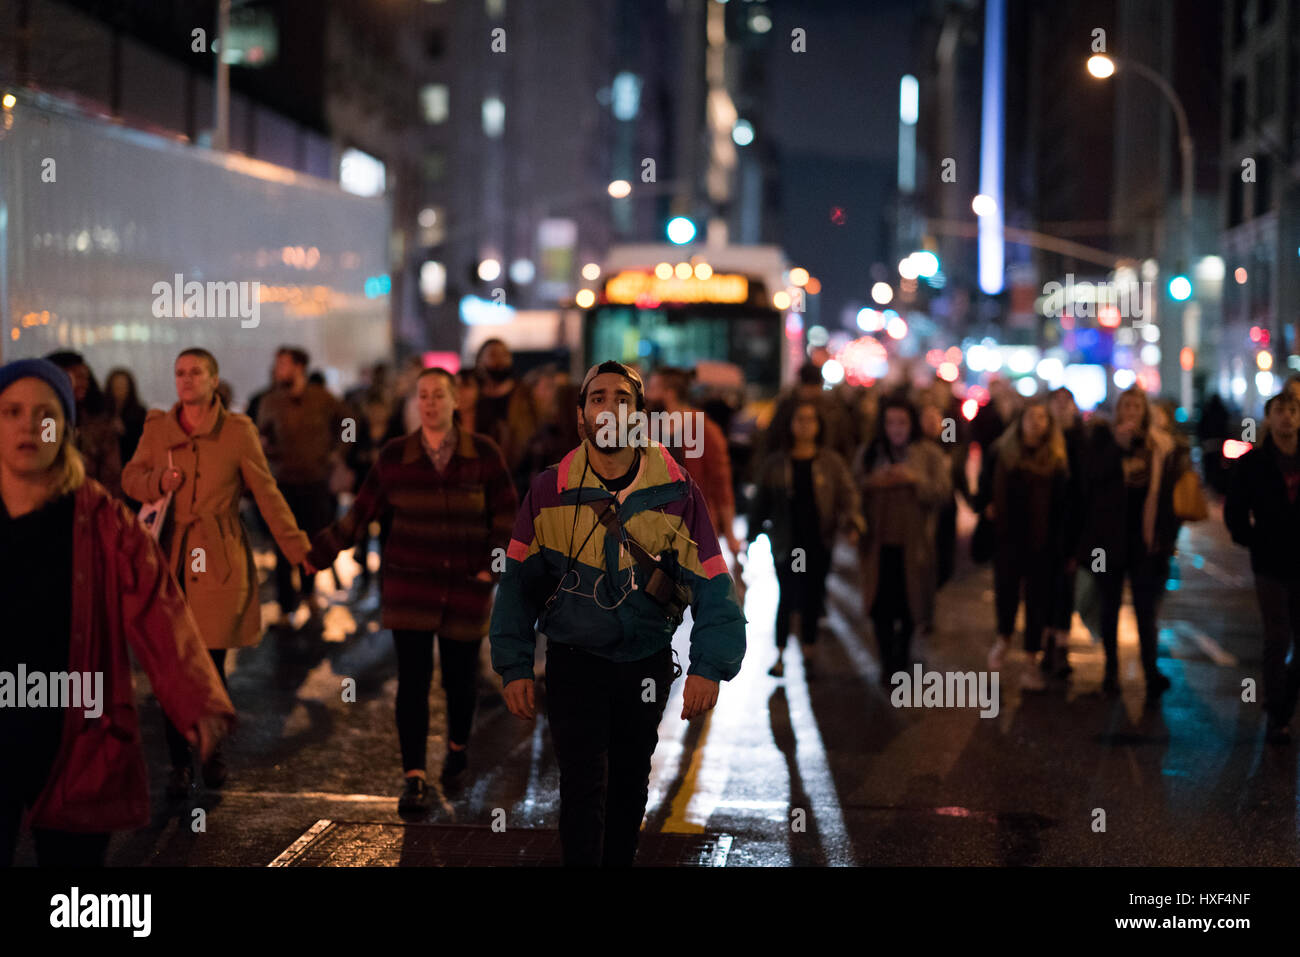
490,440,747,686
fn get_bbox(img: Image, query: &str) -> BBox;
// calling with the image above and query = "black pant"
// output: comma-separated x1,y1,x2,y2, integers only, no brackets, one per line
774,544,831,650
166,650,228,769
545,642,676,867
994,548,1057,652
1050,566,1078,632
935,501,957,589
1255,574,1300,726
1,796,111,867
872,545,914,681
1094,550,1169,684
393,631,483,772
275,481,337,609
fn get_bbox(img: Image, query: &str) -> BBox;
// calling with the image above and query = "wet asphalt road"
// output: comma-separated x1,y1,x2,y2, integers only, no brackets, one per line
11,497,1296,866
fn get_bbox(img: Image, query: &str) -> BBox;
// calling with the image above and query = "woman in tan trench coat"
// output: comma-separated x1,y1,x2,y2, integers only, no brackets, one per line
122,348,312,798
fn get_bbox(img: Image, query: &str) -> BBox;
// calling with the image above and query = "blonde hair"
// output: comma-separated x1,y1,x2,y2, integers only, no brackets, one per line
50,427,87,497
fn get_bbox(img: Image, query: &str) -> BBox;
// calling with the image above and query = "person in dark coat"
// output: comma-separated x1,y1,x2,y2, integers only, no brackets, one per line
1075,386,1185,699
104,369,147,493
974,397,1070,690
1225,390,1300,744
1047,386,1088,674
748,397,863,678
44,351,123,500
308,368,518,812
920,401,962,595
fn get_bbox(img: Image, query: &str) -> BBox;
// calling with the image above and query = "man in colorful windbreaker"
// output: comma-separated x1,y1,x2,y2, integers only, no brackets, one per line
491,360,747,866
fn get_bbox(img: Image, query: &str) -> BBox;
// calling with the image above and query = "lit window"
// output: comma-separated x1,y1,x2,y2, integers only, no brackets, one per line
420,84,449,124
482,97,505,137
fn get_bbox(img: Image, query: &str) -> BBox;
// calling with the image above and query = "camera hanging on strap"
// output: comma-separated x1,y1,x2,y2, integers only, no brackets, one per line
587,498,692,625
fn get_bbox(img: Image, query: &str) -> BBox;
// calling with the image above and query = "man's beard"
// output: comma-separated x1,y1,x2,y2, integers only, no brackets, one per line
581,412,624,450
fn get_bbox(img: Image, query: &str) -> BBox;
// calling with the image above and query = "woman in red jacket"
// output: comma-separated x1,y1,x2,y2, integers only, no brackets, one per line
0,359,235,867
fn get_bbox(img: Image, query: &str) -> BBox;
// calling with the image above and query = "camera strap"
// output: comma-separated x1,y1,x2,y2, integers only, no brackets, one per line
586,498,676,605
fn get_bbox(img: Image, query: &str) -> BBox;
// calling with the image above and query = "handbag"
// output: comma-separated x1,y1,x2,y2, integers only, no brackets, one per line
138,450,176,541
1172,469,1209,522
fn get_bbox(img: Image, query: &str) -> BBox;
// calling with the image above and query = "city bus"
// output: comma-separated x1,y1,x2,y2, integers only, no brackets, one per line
580,243,803,396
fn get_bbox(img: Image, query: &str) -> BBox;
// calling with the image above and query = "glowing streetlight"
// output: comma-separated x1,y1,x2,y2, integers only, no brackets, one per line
1086,54,1116,79
607,180,632,198
871,282,894,305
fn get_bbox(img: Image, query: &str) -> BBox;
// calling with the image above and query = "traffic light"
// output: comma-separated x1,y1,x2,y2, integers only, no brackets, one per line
666,217,697,245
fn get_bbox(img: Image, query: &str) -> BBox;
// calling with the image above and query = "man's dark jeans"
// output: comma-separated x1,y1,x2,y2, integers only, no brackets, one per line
544,641,676,867
1255,574,1300,726
275,480,336,611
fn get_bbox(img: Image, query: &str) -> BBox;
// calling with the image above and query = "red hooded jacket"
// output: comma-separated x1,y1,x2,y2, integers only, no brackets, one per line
24,480,236,832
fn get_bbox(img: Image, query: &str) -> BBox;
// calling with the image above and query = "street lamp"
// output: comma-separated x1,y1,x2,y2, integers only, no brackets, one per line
1089,52,1196,411
1086,54,1193,229
1085,54,1115,79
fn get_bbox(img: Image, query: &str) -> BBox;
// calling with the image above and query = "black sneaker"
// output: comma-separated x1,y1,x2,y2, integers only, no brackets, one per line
441,748,468,782
166,765,193,800
1145,672,1172,702
767,659,785,678
398,776,430,816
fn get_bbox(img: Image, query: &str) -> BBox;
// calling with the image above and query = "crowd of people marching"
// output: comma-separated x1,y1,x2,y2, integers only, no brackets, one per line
2,337,1298,866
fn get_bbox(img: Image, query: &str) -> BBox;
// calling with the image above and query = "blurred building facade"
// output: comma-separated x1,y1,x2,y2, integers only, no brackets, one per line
909,0,1226,414
1219,0,1300,412
2,0,767,363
